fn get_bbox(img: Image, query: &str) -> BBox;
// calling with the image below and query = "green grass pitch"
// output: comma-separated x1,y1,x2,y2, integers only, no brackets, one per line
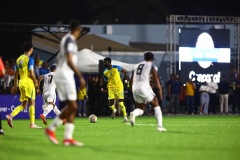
0,115,240,160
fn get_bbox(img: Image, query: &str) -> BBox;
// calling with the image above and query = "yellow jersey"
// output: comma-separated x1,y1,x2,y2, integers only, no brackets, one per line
16,54,34,83
77,87,87,100
185,82,195,96
103,65,123,89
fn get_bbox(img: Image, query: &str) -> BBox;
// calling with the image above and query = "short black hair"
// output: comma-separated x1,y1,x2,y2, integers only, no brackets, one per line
104,57,111,63
23,42,33,52
50,64,56,71
69,19,81,31
144,52,155,61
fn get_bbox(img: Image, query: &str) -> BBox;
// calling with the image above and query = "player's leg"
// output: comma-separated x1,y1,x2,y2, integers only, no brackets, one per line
147,87,166,132
117,87,128,122
46,80,83,146
118,99,128,122
28,98,41,128
130,89,145,126
149,96,166,131
6,83,28,127
130,102,145,126
108,89,117,118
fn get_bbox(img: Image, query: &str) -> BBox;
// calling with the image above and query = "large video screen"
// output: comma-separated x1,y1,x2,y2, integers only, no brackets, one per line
179,28,231,83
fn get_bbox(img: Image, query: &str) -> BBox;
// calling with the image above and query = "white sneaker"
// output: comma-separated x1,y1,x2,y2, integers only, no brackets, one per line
130,112,135,126
111,109,117,119
157,126,167,132
123,117,128,123
6,114,13,128
30,124,42,129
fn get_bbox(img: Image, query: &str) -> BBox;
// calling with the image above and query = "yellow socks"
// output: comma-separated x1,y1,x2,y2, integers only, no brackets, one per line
109,105,116,112
119,102,127,117
11,105,24,117
29,105,35,124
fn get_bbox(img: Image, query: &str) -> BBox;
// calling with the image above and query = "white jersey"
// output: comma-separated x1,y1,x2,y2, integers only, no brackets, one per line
56,33,78,77
42,72,56,93
132,61,154,90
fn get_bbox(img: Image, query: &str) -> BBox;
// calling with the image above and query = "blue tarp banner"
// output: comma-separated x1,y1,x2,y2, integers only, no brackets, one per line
0,94,59,119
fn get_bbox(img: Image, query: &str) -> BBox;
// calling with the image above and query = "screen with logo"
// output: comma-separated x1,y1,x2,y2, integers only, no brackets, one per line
178,28,230,83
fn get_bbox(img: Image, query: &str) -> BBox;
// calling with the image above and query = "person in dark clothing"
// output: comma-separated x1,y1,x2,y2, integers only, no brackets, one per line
230,74,240,114
218,76,230,114
96,77,108,116
193,76,201,114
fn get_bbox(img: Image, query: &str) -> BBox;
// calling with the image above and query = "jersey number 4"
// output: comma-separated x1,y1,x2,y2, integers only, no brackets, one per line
136,64,145,75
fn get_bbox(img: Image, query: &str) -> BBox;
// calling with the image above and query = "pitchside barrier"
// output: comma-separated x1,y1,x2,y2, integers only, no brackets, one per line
0,94,58,119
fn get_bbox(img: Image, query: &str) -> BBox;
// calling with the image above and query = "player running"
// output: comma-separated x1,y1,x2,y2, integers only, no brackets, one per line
103,57,128,122
129,52,166,132
7,42,41,128
38,64,66,125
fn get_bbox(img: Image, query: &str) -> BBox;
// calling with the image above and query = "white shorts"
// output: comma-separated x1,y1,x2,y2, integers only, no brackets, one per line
54,74,77,101
42,91,56,104
133,86,155,104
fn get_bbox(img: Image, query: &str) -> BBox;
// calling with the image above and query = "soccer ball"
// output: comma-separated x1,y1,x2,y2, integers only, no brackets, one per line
89,114,97,123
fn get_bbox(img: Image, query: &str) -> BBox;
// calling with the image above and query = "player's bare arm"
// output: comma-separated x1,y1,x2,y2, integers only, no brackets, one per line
11,69,19,95
66,52,85,89
29,69,40,95
37,75,43,95
152,68,162,100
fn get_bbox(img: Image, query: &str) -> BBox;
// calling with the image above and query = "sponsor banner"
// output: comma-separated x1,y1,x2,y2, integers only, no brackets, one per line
0,95,59,119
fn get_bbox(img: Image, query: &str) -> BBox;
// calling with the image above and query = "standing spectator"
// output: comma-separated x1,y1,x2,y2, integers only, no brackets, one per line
185,78,196,115
77,84,87,117
208,76,218,114
231,74,240,114
165,74,174,102
199,81,210,115
218,76,230,114
38,61,50,76
193,76,201,114
34,54,43,78
96,77,108,116
167,74,183,114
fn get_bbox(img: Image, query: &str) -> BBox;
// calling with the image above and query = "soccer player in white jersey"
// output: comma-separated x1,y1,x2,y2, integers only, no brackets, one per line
38,64,66,125
45,19,85,146
129,52,166,132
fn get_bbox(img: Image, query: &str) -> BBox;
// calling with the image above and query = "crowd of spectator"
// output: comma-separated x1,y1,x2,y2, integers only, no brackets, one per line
165,73,240,115
1,54,240,116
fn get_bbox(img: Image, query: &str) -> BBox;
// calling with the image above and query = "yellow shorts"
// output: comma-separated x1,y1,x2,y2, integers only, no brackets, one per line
19,80,35,102
108,88,124,100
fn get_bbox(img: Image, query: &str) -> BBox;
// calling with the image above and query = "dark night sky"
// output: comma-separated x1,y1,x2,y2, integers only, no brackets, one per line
0,0,239,60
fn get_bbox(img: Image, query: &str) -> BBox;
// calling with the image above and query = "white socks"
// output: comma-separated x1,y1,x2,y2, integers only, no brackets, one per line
154,106,163,127
132,108,144,117
48,116,63,131
64,123,75,140
43,104,53,117
53,106,61,115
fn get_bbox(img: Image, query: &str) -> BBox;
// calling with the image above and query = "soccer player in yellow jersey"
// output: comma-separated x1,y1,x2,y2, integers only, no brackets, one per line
6,42,41,128
103,57,128,122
